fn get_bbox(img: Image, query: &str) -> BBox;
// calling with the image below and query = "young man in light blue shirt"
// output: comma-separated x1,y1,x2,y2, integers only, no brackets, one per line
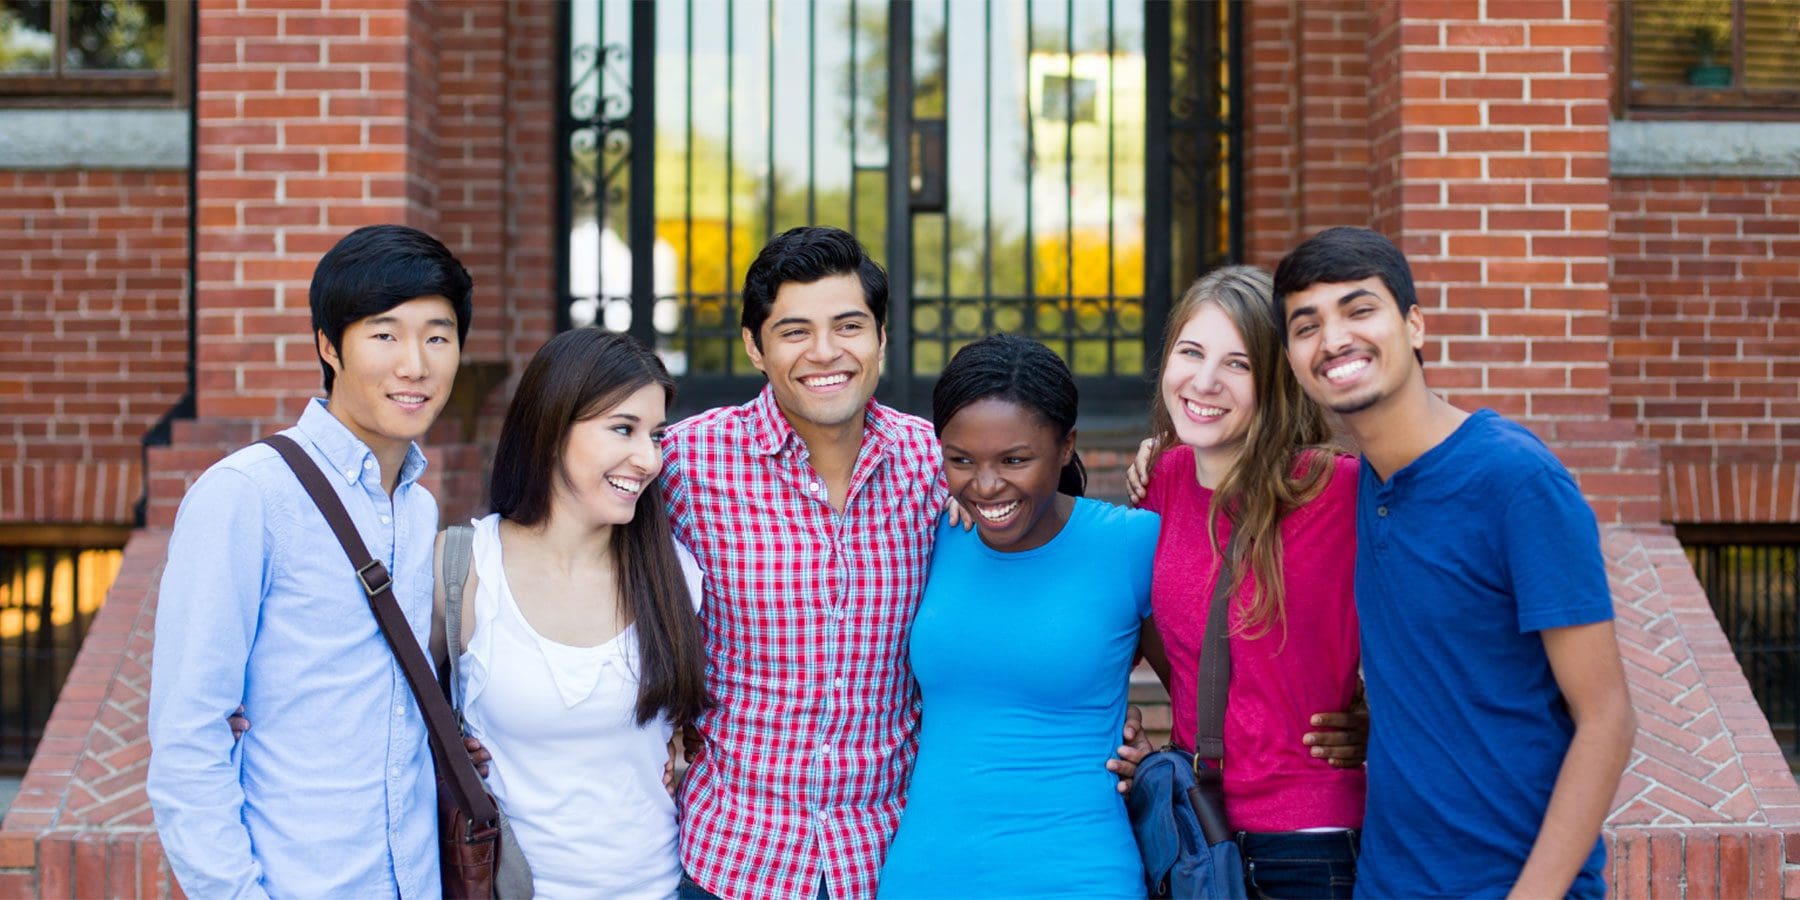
148,225,473,899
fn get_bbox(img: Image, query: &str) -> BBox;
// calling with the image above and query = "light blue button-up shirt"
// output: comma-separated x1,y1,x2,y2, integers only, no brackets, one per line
148,399,440,899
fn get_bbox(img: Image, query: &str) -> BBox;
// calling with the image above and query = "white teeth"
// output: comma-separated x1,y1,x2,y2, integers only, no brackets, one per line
1325,359,1369,381
392,393,427,403
977,501,1020,521
605,476,642,494
803,373,850,388
1183,399,1227,418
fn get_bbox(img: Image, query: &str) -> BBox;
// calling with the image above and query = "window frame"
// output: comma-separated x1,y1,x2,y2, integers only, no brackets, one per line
0,0,187,107
1618,0,1800,119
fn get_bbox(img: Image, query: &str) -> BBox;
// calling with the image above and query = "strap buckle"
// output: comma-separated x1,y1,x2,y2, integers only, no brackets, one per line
356,559,392,597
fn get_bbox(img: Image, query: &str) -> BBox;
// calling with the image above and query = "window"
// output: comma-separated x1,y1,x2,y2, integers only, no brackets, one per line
1622,0,1800,113
0,0,184,103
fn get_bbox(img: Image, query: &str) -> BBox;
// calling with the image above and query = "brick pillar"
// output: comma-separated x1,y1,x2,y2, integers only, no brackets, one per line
1366,0,1661,525
148,0,446,525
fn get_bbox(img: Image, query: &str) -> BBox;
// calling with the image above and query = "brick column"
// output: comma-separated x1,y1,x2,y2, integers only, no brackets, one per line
1366,0,1661,524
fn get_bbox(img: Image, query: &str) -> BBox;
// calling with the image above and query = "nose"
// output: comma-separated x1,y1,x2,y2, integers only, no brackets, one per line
1192,358,1227,395
1319,314,1354,354
396,337,428,379
630,432,662,476
973,463,1002,497
804,330,841,364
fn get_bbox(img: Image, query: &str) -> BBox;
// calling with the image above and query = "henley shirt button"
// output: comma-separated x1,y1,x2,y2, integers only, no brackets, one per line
1377,506,1389,517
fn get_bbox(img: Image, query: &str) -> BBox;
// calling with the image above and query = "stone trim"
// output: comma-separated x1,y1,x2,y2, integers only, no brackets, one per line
1612,120,1800,178
0,110,188,170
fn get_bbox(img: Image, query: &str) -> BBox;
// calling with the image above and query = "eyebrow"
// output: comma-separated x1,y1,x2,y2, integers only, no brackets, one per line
942,441,1034,455
1286,287,1378,325
363,313,458,329
1174,338,1248,357
769,309,872,330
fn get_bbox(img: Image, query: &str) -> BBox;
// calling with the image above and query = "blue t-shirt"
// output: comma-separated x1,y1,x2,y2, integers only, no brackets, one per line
1354,410,1614,898
878,497,1158,899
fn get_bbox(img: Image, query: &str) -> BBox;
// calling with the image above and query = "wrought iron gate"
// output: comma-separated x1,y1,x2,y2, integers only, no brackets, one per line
0,540,123,771
1683,527,1800,757
560,0,1240,419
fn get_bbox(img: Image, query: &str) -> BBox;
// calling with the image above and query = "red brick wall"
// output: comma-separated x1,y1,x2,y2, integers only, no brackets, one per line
0,171,189,524
1610,177,1800,524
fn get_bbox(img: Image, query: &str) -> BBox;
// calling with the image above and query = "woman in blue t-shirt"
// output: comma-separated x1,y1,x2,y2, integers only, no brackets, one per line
877,334,1160,899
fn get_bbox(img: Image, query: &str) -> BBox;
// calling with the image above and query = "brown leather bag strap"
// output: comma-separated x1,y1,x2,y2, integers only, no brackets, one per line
261,434,497,826
1193,524,1242,764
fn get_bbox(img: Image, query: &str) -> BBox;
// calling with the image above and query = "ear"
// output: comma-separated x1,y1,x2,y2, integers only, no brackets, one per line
1405,304,1426,352
316,329,343,376
1059,426,1078,467
742,327,767,375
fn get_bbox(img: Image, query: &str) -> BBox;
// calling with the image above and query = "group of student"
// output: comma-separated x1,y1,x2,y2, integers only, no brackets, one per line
145,221,1635,899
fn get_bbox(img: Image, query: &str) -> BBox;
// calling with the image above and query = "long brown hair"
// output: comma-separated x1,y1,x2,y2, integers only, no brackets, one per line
488,328,710,726
1147,266,1340,644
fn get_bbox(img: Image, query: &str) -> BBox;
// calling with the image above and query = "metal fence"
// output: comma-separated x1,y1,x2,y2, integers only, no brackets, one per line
0,545,122,771
1684,529,1800,757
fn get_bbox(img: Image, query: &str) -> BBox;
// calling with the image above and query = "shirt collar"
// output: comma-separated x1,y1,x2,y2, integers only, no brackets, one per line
295,397,429,488
746,383,897,461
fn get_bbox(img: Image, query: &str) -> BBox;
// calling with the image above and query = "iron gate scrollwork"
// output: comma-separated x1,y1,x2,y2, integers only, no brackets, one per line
559,1,1241,418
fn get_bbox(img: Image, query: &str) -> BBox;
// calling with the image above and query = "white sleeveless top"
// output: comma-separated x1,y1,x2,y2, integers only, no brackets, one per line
459,513,703,900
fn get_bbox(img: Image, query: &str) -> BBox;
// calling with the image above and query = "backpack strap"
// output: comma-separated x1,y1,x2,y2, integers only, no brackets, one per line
440,523,476,723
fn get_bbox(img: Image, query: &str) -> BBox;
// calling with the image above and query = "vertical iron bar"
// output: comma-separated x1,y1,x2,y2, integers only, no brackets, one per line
808,0,817,224
1226,0,1243,263
685,0,697,367
629,1,657,347
1023,0,1035,339
554,0,574,333
1143,0,1171,371
981,0,992,335
767,3,777,239
1105,0,1116,375
887,0,915,410
725,0,737,374
940,0,951,364
849,0,859,233
1064,0,1075,365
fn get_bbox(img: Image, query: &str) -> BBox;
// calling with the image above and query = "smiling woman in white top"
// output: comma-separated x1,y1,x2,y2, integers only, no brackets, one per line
431,328,710,899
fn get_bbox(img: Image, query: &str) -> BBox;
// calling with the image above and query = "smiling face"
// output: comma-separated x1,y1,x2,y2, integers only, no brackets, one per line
318,294,460,464
743,272,887,434
551,382,668,529
1160,302,1257,468
939,396,1075,553
1281,276,1425,418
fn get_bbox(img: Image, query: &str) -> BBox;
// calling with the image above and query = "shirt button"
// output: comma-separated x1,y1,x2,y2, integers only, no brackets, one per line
390,766,402,779
834,677,846,688
808,482,820,493
1377,506,1389,517
364,459,375,470
344,468,358,480
380,514,392,524
393,704,405,717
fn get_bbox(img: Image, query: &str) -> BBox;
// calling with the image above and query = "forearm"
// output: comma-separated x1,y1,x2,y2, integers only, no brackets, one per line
1508,704,1636,898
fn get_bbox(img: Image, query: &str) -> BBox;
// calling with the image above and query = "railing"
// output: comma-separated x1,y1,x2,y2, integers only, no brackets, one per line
1683,526,1800,759
0,541,125,772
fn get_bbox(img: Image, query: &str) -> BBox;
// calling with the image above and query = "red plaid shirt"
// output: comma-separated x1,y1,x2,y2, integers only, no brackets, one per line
663,386,947,900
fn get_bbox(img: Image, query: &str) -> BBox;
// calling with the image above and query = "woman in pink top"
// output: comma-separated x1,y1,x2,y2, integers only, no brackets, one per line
1134,265,1365,898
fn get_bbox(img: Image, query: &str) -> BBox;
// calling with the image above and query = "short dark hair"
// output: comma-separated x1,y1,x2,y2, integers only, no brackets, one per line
740,226,887,350
931,333,1086,497
487,328,709,726
310,225,473,393
1272,226,1419,348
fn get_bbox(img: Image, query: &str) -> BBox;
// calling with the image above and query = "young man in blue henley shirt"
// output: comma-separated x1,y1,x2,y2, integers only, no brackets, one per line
1273,227,1636,898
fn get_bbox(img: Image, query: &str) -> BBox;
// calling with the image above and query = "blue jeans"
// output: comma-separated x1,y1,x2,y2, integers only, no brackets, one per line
1237,829,1359,899
677,870,829,900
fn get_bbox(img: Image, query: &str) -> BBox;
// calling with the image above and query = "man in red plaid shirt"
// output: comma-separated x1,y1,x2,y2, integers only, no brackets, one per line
661,227,1149,900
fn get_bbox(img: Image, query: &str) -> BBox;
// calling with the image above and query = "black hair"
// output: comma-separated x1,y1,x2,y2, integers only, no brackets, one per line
740,226,888,350
488,328,709,726
931,333,1086,497
310,224,474,393
1272,226,1423,363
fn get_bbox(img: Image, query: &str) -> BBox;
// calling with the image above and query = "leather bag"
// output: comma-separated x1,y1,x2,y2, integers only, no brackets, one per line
262,435,502,899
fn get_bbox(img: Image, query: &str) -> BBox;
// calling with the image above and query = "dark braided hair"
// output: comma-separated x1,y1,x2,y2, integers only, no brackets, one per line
931,333,1086,497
